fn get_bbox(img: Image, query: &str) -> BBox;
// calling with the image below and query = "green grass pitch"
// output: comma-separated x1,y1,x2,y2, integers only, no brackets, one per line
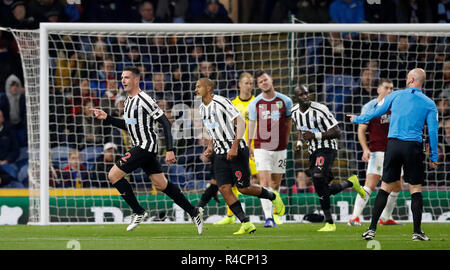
0,222,449,250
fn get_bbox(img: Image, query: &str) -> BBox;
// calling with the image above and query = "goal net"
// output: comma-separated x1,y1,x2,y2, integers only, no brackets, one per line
6,23,450,224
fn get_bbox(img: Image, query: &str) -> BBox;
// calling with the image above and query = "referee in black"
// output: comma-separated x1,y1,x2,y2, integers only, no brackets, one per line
349,68,439,241
291,84,365,232
91,66,204,233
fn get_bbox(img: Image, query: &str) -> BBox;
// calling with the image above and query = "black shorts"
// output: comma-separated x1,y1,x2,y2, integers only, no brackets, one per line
308,148,336,182
213,146,251,188
116,147,162,175
382,138,425,185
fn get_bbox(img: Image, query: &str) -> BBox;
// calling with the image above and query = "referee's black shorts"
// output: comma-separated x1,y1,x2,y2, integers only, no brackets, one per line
382,138,425,185
213,146,251,188
116,146,163,175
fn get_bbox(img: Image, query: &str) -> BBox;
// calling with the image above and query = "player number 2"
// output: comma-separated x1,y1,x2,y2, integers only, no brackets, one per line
121,152,131,162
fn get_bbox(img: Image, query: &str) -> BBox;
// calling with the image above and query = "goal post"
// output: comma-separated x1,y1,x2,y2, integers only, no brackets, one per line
7,22,450,225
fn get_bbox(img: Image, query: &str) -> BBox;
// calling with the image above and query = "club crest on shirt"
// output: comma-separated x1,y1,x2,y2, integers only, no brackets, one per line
276,101,283,109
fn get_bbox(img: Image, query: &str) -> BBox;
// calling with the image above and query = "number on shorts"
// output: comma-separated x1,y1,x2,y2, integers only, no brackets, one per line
121,152,131,162
235,171,242,181
315,156,325,166
278,158,287,169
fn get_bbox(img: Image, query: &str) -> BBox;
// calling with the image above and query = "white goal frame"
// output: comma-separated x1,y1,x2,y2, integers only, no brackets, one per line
36,23,450,225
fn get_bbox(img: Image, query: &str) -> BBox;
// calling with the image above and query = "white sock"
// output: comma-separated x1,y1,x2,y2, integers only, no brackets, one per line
380,191,399,221
261,187,273,219
351,186,372,219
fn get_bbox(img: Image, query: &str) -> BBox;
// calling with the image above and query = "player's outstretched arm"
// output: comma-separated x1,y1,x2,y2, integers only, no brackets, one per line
91,108,127,130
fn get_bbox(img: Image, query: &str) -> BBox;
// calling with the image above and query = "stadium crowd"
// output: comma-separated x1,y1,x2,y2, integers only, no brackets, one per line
0,0,448,190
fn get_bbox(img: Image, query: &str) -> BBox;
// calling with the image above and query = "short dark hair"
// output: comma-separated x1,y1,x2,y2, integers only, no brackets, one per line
123,66,141,77
378,78,393,87
254,70,269,80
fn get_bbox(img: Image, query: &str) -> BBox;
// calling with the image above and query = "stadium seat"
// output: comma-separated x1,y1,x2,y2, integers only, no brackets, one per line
51,145,73,168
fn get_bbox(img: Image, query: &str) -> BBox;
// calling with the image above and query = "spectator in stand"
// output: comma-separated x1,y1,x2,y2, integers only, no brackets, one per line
0,110,19,165
61,148,90,188
345,67,378,115
321,32,353,75
135,0,165,23
292,170,315,194
0,74,26,131
295,0,331,23
0,33,22,93
0,0,15,27
68,79,99,120
82,0,128,23
188,0,230,22
207,35,228,70
151,72,174,104
55,50,79,93
27,0,67,24
182,45,205,74
220,51,239,99
171,65,193,106
9,1,38,29
75,99,105,148
116,45,152,86
92,142,119,187
436,91,450,122
155,0,188,23
109,34,130,63
192,60,223,95
191,0,233,23
395,0,433,23
429,59,450,99
433,0,450,23
100,78,121,117
90,56,117,98
329,0,365,24
149,36,169,73
157,99,174,124
383,36,418,88
363,0,396,23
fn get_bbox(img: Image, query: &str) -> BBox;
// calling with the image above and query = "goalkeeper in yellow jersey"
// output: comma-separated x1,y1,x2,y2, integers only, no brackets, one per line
196,72,262,225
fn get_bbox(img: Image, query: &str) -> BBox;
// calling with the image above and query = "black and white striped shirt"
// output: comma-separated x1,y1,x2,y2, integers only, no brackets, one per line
199,95,247,154
123,91,164,153
291,101,339,154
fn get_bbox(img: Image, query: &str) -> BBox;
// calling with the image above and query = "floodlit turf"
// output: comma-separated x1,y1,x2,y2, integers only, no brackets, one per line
0,223,449,250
